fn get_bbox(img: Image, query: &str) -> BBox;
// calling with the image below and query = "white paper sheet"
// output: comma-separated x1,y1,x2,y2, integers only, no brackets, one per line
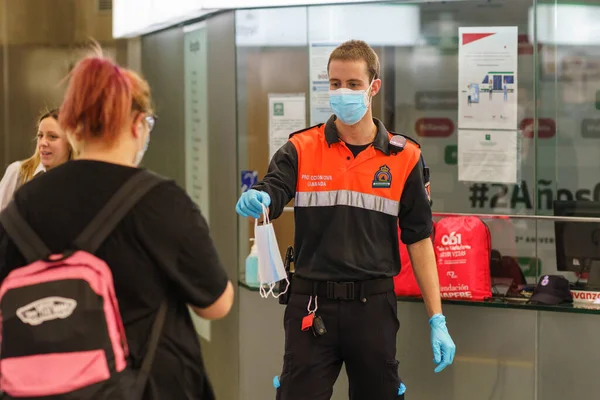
309,43,338,125
458,130,519,184
458,26,519,130
268,94,306,161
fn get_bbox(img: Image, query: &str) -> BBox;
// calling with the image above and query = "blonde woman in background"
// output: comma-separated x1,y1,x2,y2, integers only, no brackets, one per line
0,108,73,210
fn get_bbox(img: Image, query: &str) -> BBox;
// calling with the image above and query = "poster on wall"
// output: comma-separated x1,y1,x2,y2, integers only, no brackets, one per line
458,130,519,184
458,26,519,130
309,43,339,125
183,22,211,342
268,94,306,161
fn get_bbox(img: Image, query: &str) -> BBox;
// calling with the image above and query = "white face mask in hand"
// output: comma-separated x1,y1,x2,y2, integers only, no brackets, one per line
254,205,290,299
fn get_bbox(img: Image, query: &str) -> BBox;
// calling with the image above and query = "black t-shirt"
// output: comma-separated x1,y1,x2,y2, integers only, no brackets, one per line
0,160,229,400
345,142,371,158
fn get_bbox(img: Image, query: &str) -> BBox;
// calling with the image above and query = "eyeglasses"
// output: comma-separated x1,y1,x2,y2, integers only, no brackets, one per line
145,115,156,132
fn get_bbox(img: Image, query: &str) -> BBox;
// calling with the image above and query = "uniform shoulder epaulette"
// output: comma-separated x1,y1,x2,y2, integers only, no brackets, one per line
288,124,324,139
389,131,421,148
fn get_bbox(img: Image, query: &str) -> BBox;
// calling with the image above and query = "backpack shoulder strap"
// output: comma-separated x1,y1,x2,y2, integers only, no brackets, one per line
73,169,165,254
0,201,51,264
135,300,168,399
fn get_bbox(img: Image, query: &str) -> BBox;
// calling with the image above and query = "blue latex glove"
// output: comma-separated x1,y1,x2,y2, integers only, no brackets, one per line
429,314,456,373
398,382,406,395
273,375,280,389
235,189,271,219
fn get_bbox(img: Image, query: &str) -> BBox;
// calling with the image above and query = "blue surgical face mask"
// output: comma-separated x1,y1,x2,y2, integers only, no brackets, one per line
329,80,374,125
134,133,150,167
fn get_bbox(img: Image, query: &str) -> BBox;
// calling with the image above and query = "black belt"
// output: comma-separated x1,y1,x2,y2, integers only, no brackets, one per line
291,276,394,300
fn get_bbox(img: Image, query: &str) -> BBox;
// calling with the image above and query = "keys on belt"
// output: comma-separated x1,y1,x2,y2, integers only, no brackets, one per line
301,296,327,337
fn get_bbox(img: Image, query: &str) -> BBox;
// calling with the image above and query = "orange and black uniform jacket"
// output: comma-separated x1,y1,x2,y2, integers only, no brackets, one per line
253,116,433,281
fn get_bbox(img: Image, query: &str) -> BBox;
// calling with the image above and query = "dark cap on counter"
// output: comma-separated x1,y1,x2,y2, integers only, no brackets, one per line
529,275,573,305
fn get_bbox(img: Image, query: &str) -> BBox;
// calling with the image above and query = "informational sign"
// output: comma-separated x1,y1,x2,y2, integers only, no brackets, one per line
458,26,519,130
183,23,211,342
268,94,306,160
309,43,338,125
458,130,519,184
184,24,210,225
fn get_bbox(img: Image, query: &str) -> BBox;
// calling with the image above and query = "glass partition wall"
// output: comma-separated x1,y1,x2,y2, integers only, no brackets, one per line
236,0,600,288
533,0,600,286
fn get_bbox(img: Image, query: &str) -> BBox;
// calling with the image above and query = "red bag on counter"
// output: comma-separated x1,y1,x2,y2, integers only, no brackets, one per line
393,223,436,297
433,216,492,300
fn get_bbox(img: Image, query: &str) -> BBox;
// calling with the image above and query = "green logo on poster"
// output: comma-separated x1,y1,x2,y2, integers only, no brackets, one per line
485,134,491,141
274,103,284,116
444,145,457,165
518,257,542,277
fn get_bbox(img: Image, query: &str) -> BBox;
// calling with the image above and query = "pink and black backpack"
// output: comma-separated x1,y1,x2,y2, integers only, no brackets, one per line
0,170,166,400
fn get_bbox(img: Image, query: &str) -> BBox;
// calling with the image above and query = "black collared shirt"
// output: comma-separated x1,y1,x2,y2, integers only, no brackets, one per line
324,116,394,154
253,116,432,281
346,143,370,158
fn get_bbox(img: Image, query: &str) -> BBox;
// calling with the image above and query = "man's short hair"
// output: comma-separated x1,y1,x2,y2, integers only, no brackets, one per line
327,40,380,81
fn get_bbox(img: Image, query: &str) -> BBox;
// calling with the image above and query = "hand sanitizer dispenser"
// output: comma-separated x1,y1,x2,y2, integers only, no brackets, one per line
246,238,259,288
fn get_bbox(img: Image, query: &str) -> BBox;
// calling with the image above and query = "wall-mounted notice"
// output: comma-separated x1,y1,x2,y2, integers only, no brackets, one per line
184,23,211,342
458,130,519,184
458,26,518,130
185,23,210,223
268,94,306,161
309,43,338,125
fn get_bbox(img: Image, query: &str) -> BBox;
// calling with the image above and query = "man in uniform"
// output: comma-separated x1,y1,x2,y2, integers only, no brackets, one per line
236,40,455,400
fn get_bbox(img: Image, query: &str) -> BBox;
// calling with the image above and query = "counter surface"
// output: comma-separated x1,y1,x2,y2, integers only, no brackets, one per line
239,280,600,315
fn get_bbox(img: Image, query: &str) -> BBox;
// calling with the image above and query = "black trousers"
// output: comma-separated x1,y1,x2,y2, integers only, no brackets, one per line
276,291,404,400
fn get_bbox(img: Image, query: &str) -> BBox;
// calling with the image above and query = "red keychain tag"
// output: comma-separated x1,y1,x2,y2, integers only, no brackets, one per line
302,314,315,331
